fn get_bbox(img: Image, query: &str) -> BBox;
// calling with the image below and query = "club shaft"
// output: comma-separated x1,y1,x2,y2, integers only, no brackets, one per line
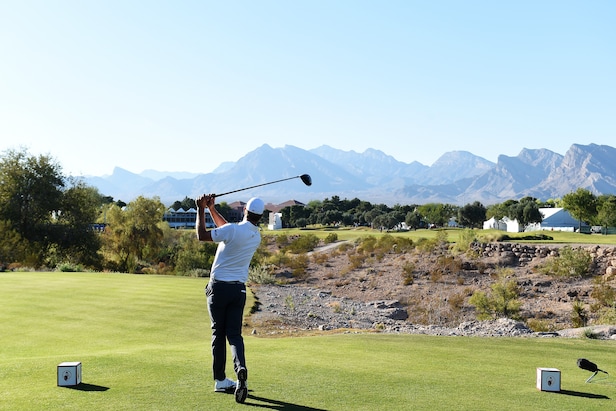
215,175,301,197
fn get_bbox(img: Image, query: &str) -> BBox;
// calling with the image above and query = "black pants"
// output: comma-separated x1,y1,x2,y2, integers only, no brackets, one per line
206,281,247,381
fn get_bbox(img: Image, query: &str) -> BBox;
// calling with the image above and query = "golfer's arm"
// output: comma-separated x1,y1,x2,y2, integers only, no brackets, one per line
196,207,213,241
208,204,228,227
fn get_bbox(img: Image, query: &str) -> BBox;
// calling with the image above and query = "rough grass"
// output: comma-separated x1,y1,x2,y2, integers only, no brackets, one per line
1,272,614,410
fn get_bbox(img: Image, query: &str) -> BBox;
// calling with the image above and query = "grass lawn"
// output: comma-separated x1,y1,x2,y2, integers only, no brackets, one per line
1,272,614,410
265,227,616,246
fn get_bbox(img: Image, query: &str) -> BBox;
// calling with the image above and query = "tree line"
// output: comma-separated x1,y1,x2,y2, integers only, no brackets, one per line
2,148,614,274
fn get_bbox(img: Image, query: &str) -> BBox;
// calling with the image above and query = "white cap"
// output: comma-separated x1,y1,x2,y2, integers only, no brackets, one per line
246,197,264,215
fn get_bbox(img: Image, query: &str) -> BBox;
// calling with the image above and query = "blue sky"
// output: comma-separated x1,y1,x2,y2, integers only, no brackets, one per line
1,1,614,176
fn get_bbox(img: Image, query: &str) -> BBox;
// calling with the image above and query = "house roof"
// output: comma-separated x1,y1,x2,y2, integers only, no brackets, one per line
539,207,563,219
266,200,306,213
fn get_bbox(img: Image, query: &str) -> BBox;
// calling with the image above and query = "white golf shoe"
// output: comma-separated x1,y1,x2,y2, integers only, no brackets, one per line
214,378,236,392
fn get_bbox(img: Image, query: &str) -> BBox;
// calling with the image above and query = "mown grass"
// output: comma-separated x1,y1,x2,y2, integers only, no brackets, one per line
1,272,614,410
265,227,616,246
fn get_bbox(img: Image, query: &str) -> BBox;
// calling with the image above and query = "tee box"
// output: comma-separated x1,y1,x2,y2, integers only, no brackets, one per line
57,362,82,387
536,367,561,392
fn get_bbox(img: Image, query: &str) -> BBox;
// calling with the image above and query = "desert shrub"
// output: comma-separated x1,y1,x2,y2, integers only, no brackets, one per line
248,265,276,284
469,268,521,320
337,241,353,252
590,278,616,324
536,246,592,278
324,233,338,244
596,307,616,325
393,237,414,253
285,234,319,254
401,262,415,285
415,237,438,253
590,277,616,309
357,236,377,254
453,228,476,254
583,328,600,339
265,251,290,268
329,301,342,313
376,234,396,252
347,252,364,271
403,290,462,326
571,300,588,328
311,252,330,265
429,268,443,283
448,292,465,311
435,230,448,245
436,255,462,274
526,318,554,332
288,254,309,280
275,233,289,247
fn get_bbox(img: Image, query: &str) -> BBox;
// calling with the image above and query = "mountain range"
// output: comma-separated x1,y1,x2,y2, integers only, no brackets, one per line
82,143,616,207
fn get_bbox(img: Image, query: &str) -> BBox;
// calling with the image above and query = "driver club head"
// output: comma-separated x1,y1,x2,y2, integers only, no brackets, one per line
300,174,312,186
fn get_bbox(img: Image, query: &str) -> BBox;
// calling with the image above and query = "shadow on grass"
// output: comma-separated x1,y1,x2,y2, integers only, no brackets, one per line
556,390,609,399
64,382,110,392
244,394,328,410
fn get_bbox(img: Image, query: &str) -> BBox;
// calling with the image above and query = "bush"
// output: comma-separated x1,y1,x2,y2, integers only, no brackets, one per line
288,254,309,280
248,265,276,284
536,246,592,278
453,228,476,254
571,300,588,328
324,233,338,244
469,268,521,320
57,262,83,272
401,262,415,285
285,234,319,254
596,306,616,325
188,268,210,278
526,318,553,332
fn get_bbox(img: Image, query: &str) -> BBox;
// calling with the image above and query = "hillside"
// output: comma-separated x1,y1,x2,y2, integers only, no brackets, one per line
248,238,616,338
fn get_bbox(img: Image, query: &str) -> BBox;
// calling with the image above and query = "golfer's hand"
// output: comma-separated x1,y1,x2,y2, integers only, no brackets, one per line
196,194,216,209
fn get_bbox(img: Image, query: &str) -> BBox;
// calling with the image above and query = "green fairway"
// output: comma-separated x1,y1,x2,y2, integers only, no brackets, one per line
0,272,614,410
265,226,616,245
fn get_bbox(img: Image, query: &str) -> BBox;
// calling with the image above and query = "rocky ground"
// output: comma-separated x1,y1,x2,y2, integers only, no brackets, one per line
247,238,616,339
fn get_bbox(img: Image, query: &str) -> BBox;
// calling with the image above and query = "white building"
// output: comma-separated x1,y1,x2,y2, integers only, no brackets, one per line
483,208,586,233
268,212,283,230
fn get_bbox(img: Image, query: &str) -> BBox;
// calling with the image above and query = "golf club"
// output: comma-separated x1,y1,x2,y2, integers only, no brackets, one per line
214,174,312,198
577,358,608,383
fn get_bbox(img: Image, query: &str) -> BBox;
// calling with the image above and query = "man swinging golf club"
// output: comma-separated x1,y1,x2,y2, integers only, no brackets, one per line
196,193,264,404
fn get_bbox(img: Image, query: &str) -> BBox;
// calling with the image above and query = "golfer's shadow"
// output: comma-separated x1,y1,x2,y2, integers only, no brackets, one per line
244,394,327,410
64,382,110,392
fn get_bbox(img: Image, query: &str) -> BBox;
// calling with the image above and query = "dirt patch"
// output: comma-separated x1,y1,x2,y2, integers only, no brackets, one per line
247,238,616,338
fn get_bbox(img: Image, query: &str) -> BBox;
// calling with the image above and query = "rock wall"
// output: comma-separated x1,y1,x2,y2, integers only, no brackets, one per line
473,242,616,279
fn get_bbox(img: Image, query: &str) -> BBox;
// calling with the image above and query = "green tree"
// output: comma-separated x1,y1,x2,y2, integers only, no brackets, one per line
102,196,166,273
418,203,457,226
173,231,217,275
0,220,26,268
507,197,542,230
486,199,517,220
0,148,64,247
405,209,422,230
458,201,487,228
561,188,597,231
596,194,616,230
51,180,104,268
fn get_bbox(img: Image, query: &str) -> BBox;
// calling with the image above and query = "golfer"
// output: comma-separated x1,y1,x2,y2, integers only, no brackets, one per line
196,194,264,404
